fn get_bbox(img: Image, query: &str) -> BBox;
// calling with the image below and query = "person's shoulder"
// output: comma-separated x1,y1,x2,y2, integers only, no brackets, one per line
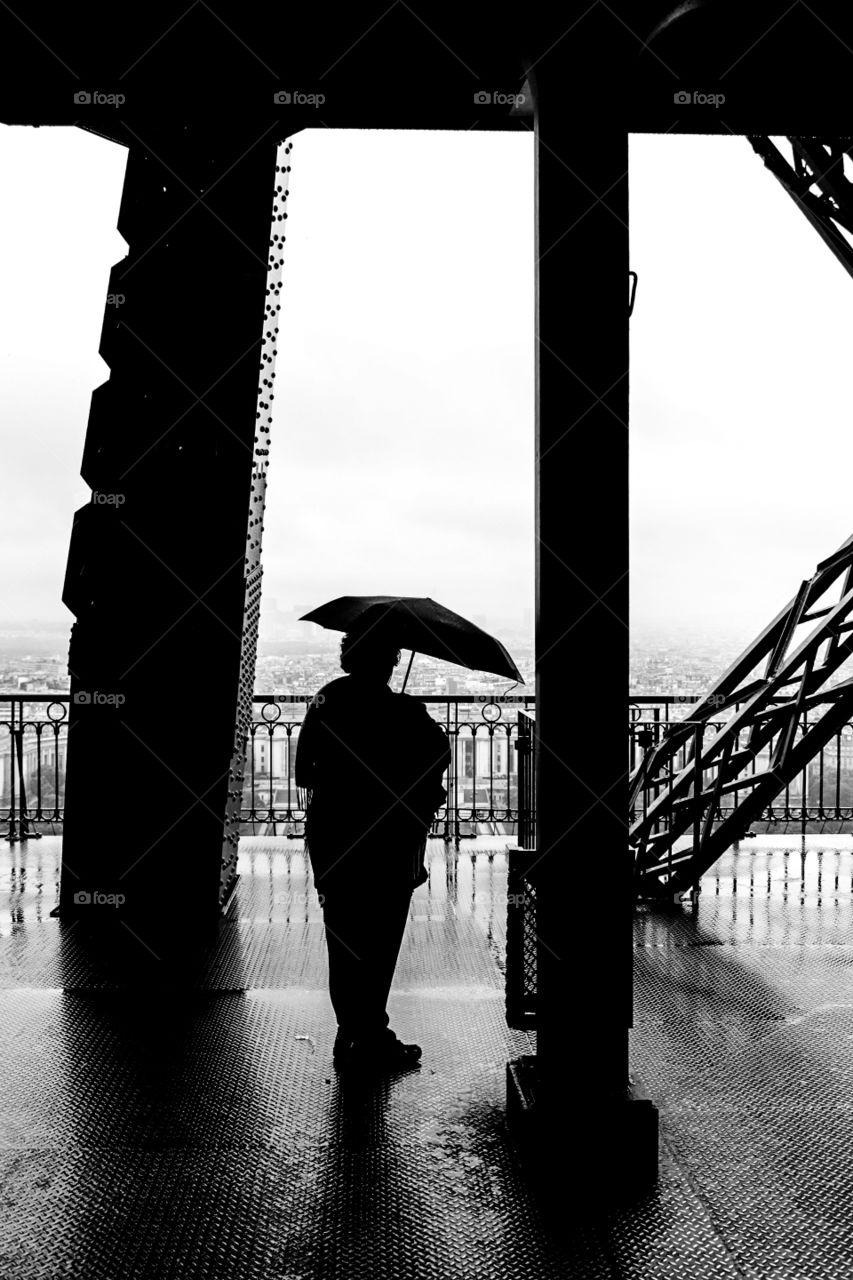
316,676,348,696
309,676,349,706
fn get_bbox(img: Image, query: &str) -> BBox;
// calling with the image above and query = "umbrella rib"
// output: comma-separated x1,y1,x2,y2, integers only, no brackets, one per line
392,597,522,682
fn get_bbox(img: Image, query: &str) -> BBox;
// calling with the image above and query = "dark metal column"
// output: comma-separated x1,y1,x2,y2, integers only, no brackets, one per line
530,66,658,1186
57,120,286,920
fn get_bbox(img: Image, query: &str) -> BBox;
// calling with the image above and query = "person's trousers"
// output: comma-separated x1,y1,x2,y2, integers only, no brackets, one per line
319,880,415,1041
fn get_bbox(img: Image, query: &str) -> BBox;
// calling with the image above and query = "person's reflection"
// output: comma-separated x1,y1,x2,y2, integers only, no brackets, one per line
297,1072,422,1274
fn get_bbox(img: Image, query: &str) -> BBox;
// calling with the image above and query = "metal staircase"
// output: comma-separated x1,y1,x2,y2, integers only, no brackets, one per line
631,535,853,899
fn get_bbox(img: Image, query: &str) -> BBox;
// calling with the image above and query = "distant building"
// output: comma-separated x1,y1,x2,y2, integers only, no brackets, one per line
0,730,67,810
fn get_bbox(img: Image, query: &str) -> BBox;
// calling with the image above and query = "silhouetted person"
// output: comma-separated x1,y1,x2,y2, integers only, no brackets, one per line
295,623,451,1072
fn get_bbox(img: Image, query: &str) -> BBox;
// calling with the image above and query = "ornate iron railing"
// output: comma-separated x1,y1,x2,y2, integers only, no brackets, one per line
244,694,535,841
11,690,853,844
0,693,535,842
630,694,853,834
0,695,69,841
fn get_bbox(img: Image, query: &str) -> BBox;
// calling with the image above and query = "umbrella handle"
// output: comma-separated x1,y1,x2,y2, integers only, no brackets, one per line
401,650,416,692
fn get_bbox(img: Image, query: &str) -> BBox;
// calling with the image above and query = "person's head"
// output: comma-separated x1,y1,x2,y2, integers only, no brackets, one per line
339,625,401,684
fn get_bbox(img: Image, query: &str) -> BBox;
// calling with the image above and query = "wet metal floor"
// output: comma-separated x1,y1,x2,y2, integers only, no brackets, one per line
3,834,853,1277
634,837,853,1277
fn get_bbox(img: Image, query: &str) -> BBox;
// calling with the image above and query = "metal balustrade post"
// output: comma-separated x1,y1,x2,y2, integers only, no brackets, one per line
5,698,18,844
11,699,41,845
452,700,460,845
802,709,809,837
690,721,703,903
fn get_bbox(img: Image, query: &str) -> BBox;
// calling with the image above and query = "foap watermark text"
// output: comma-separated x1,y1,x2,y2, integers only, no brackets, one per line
674,90,725,107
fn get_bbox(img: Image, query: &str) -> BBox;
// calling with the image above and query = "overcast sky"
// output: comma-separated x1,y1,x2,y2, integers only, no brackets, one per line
0,125,128,626
630,134,853,649
0,125,534,638
6,126,848,658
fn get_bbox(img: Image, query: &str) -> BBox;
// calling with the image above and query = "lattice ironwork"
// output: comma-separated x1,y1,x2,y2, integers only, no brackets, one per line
219,139,293,907
506,847,537,1029
631,534,853,899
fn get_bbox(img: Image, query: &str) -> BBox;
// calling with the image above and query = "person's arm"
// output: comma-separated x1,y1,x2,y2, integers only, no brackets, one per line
411,708,451,830
421,705,451,777
436,720,452,776
410,702,452,807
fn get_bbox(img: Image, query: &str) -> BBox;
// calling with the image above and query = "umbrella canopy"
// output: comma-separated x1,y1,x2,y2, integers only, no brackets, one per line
299,595,524,684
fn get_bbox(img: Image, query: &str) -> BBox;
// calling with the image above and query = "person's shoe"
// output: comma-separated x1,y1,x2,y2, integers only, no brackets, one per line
345,1028,422,1074
332,1031,354,1069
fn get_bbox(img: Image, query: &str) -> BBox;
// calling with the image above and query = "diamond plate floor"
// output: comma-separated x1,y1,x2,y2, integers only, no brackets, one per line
5,834,853,1277
634,836,853,1278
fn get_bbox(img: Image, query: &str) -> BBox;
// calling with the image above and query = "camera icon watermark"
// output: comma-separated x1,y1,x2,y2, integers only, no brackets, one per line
73,889,126,907
73,690,126,707
273,90,325,107
474,90,527,107
673,89,725,107
73,90,126,107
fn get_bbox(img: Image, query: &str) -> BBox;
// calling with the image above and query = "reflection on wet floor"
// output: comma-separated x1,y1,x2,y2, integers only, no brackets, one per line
632,835,853,1277
709,838,853,898
0,835,514,931
635,836,853,949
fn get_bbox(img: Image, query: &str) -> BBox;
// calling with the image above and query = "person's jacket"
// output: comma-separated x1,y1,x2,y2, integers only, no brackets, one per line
294,674,452,887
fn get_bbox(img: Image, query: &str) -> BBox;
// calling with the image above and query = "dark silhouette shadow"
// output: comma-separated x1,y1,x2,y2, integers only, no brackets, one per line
295,621,451,1067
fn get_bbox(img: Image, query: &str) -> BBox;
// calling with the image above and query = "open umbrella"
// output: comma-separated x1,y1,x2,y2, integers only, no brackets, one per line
299,595,524,690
